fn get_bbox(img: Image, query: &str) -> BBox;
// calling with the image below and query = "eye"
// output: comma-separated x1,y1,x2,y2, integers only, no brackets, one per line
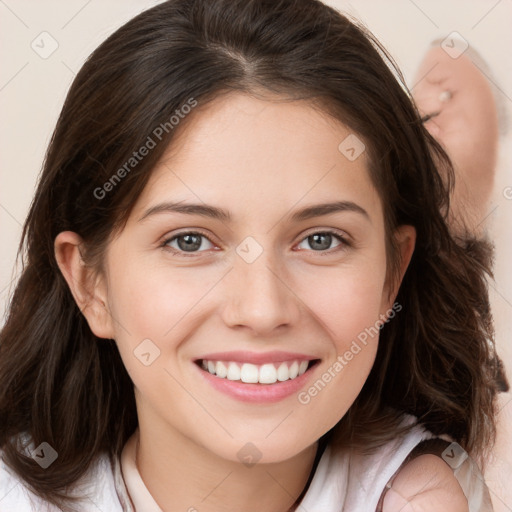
161,231,215,255
161,229,349,257
296,230,348,253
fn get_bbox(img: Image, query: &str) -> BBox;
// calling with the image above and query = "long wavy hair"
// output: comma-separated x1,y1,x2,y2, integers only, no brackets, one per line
0,0,507,509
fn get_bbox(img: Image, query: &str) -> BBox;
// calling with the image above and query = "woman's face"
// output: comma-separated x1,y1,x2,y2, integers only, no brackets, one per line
92,92,414,463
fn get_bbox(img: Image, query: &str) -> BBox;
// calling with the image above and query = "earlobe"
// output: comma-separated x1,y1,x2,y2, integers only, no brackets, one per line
54,231,115,339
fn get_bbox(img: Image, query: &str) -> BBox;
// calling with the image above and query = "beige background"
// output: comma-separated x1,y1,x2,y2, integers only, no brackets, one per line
1,0,511,509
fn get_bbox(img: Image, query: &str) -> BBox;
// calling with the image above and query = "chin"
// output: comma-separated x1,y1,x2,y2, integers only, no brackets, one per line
214,436,316,466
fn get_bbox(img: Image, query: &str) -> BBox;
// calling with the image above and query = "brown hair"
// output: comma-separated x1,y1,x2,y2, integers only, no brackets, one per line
0,0,507,509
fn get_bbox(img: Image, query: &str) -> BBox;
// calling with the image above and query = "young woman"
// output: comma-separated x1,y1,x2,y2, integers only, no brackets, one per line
0,0,507,510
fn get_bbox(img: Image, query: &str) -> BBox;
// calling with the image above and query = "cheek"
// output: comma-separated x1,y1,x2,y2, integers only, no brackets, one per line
105,256,227,381
104,258,207,388
297,260,388,349
290,256,387,408
107,256,214,337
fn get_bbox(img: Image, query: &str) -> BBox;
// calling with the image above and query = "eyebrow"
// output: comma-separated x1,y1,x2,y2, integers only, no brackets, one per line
137,200,370,224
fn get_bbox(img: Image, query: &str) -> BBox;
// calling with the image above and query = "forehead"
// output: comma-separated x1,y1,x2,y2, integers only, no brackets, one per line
130,92,381,225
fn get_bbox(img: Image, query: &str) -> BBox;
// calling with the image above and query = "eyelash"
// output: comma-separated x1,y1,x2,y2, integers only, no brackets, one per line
160,229,351,258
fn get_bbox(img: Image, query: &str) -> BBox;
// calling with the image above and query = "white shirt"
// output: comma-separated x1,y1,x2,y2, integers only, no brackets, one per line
0,414,493,511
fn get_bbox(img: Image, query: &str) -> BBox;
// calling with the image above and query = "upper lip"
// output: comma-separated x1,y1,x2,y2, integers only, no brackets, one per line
194,351,319,365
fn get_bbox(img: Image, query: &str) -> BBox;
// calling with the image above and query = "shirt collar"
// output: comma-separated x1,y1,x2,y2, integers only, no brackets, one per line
118,429,163,512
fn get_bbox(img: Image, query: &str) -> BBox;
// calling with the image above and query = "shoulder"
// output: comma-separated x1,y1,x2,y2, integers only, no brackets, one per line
382,454,469,512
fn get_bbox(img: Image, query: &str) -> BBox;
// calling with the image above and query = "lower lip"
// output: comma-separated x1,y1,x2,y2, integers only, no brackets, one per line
194,361,319,403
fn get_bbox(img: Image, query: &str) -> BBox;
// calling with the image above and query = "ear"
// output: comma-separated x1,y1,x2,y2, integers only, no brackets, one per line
54,231,115,339
381,224,416,312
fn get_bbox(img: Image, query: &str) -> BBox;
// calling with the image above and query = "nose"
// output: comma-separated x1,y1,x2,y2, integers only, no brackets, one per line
221,250,302,336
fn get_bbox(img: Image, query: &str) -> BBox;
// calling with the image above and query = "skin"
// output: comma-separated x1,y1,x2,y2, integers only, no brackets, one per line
384,455,469,512
412,46,499,236
53,91,462,512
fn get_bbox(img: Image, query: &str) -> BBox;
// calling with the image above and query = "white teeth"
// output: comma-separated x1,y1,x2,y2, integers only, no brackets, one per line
199,359,313,384
277,362,289,381
259,364,277,384
216,361,228,378
240,363,259,383
289,361,299,379
227,362,240,380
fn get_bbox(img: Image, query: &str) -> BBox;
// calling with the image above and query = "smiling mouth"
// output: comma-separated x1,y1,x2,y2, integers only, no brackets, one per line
195,359,320,385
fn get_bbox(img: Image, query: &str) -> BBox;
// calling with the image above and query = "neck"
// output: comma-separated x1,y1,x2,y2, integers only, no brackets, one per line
135,423,320,512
